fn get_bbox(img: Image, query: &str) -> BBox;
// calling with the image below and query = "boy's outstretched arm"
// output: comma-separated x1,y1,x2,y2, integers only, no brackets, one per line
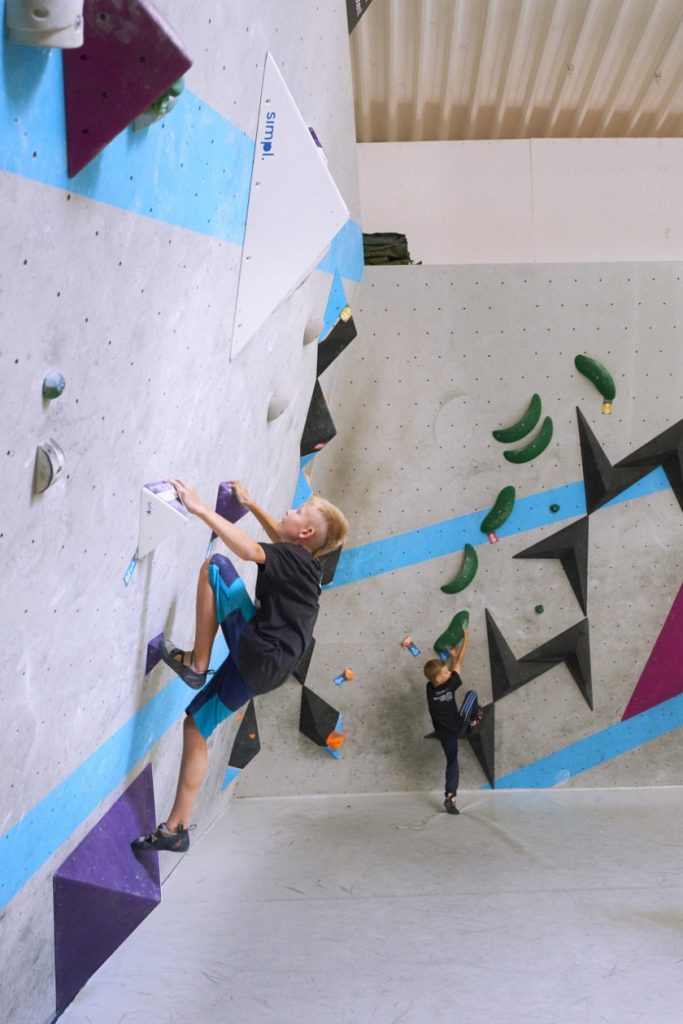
230,480,282,543
449,628,470,674
169,478,266,563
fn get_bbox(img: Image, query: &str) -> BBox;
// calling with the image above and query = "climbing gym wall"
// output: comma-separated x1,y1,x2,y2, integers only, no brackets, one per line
240,260,682,798
1,2,361,1022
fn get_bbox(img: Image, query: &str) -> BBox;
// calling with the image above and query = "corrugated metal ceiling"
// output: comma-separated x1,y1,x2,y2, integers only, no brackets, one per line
351,0,683,141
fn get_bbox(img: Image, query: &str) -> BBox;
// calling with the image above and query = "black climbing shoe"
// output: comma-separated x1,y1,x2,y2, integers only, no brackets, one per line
444,796,460,815
132,822,195,853
158,640,207,690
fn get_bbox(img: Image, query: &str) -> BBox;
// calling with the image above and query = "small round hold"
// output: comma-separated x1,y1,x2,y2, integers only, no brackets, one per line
549,503,560,513
42,371,65,399
535,604,544,614
487,532,499,544
602,401,613,415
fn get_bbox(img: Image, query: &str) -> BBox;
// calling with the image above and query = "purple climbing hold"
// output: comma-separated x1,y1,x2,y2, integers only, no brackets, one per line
63,0,192,177
53,764,160,1014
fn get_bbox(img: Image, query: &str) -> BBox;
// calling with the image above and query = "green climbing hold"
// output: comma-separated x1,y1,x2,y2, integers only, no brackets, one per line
481,485,516,541
550,503,560,513
503,416,554,464
42,371,65,400
492,393,542,443
535,604,544,614
434,611,470,653
574,354,616,414
440,543,479,594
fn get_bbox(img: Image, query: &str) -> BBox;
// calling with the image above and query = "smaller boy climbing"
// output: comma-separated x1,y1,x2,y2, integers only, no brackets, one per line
424,628,483,815
132,478,348,853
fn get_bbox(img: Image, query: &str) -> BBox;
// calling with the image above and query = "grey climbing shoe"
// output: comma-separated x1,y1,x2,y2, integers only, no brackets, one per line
132,822,194,853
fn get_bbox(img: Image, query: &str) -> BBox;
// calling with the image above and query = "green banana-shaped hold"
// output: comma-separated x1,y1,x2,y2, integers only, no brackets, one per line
434,610,470,653
441,543,479,594
574,354,616,414
480,485,516,538
504,416,554,463
492,393,542,443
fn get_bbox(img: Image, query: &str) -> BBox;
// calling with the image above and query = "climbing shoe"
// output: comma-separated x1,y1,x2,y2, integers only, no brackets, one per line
132,822,194,853
444,796,460,815
159,640,207,690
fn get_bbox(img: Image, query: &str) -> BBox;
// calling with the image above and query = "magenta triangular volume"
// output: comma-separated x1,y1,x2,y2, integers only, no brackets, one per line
137,482,188,558
230,53,349,358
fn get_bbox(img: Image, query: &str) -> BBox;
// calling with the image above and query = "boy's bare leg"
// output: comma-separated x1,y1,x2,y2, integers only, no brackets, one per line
192,558,219,673
166,716,207,830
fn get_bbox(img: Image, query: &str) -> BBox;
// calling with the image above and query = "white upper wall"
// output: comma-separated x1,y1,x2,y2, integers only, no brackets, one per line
357,139,683,265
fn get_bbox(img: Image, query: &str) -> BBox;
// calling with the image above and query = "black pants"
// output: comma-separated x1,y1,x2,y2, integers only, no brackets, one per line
439,690,479,796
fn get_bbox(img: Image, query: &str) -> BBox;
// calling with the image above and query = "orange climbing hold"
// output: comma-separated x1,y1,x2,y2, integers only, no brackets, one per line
326,731,345,750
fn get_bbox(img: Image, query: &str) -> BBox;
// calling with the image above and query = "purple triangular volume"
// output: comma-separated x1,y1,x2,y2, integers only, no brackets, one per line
576,408,652,514
211,482,248,541
229,700,261,770
466,702,495,788
615,419,683,514
622,583,683,720
299,686,339,746
521,618,593,710
54,764,160,1013
485,609,555,702
145,631,164,675
514,517,590,615
63,0,192,177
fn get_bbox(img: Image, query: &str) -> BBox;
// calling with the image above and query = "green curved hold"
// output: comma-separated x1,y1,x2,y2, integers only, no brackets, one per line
504,416,554,464
440,543,479,594
492,394,541,443
574,355,616,402
481,486,516,535
434,611,470,653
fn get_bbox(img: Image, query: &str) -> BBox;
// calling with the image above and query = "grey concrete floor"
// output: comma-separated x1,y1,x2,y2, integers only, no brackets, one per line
60,788,683,1024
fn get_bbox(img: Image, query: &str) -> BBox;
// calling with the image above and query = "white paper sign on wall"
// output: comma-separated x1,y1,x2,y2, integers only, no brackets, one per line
137,481,188,558
230,52,350,359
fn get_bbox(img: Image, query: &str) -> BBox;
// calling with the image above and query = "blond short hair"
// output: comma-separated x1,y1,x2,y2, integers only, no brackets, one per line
308,495,349,557
423,659,445,683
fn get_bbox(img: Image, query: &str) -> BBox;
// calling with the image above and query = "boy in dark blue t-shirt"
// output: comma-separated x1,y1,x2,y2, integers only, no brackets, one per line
424,628,483,815
133,478,347,853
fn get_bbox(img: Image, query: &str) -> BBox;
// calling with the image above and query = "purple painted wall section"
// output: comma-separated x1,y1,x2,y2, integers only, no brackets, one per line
622,584,683,720
53,764,160,1014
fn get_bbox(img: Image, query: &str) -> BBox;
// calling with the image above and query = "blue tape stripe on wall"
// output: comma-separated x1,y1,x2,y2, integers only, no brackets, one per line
0,39,254,243
1,38,364,275
321,269,349,338
494,693,683,789
293,469,313,508
330,467,671,588
0,634,227,910
317,219,364,282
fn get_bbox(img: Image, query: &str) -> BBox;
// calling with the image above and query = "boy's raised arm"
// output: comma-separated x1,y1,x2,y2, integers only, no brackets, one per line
230,480,282,544
169,478,266,563
449,628,470,674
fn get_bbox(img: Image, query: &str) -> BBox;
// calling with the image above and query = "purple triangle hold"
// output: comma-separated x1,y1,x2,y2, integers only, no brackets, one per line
63,0,192,177
622,583,683,720
53,764,160,1013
